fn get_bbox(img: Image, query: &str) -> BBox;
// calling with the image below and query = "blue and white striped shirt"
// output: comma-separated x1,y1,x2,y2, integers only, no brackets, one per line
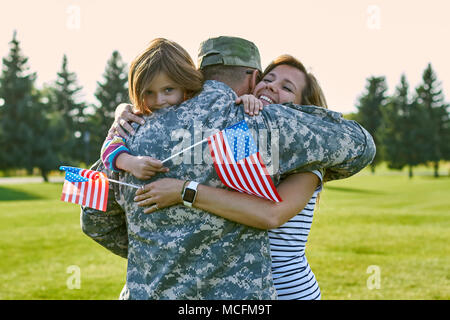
268,170,323,300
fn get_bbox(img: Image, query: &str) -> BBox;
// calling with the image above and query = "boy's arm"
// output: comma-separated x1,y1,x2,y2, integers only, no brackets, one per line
101,135,130,172
80,159,128,258
101,133,169,180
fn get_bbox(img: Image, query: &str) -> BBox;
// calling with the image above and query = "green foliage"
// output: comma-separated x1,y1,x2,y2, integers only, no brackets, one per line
355,66,450,177
0,31,36,170
415,63,450,177
355,76,388,172
0,35,131,174
51,54,87,165
1,33,449,180
0,32,59,180
87,51,128,164
379,75,428,177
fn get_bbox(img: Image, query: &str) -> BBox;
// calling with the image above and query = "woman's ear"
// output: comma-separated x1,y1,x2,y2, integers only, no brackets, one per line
248,69,260,93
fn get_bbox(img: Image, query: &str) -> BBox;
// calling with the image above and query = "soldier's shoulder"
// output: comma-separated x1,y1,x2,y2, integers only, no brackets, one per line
200,80,236,99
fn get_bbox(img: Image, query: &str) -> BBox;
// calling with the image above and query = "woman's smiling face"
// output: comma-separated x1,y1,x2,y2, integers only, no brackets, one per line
253,64,307,106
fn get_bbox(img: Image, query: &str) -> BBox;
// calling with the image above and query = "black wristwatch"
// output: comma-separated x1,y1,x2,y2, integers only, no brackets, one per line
182,181,199,207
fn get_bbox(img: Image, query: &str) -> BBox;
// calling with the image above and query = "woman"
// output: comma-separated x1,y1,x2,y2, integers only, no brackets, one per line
114,55,327,300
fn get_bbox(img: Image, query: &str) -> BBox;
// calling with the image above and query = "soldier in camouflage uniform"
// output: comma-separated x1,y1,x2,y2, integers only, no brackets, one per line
81,36,376,300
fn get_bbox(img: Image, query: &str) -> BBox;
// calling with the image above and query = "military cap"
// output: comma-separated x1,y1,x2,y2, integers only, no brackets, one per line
198,36,262,72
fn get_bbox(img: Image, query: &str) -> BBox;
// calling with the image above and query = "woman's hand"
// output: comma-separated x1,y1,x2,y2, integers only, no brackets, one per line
108,103,145,140
235,94,263,116
134,178,185,214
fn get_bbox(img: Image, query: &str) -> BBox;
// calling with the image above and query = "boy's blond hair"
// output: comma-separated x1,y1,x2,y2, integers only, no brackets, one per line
129,38,204,114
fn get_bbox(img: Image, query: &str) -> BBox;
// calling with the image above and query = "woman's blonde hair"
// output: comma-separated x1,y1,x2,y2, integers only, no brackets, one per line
262,54,328,109
128,38,204,114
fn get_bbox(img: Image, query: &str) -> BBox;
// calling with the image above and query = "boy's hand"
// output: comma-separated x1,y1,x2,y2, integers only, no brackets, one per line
128,156,169,180
235,94,263,116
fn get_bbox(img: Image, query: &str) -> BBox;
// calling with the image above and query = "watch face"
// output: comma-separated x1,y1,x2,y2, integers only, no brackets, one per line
183,188,196,202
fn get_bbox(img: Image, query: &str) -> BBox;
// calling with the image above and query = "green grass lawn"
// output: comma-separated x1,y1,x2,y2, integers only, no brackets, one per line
0,169,449,300
0,183,127,299
308,170,450,300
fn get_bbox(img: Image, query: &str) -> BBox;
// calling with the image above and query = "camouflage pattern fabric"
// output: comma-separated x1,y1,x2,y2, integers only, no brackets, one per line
81,80,375,300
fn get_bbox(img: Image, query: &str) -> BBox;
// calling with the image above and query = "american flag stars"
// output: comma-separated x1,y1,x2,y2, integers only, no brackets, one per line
60,166,109,212
207,120,282,202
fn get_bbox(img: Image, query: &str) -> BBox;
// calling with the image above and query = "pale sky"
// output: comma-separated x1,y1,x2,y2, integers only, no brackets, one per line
1,0,449,114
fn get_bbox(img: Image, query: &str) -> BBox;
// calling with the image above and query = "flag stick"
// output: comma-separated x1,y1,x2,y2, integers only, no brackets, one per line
108,138,208,189
108,178,141,189
161,138,207,164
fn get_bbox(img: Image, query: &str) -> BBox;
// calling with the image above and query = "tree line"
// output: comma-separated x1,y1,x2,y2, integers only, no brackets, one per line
0,32,128,181
352,66,450,178
0,33,449,180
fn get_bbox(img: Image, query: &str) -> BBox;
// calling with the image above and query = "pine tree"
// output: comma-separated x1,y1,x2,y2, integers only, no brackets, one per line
52,54,86,165
415,63,450,177
355,76,388,172
380,75,427,178
0,31,58,180
0,84,4,170
0,31,37,172
29,89,61,181
88,50,128,163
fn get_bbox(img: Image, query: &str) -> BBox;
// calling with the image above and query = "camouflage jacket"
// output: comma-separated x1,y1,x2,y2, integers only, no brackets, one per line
81,80,375,300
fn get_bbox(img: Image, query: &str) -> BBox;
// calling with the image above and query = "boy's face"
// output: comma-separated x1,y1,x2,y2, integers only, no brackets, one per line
143,72,185,111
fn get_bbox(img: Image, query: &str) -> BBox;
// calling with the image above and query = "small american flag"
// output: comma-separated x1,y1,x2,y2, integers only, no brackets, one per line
207,120,282,202
60,166,109,211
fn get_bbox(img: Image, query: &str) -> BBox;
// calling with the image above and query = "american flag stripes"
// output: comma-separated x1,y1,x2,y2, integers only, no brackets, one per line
60,166,109,212
207,120,282,202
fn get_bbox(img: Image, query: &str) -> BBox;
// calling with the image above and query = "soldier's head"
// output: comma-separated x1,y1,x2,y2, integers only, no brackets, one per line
198,36,261,96
257,54,328,108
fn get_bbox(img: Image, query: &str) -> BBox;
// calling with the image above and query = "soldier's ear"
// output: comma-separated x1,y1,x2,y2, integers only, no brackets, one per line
248,69,260,93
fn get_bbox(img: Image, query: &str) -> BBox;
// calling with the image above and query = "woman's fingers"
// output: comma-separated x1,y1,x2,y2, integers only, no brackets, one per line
136,197,155,207
123,112,145,126
114,103,133,121
114,103,145,138
115,122,130,140
134,191,161,214
143,204,159,214
135,183,152,195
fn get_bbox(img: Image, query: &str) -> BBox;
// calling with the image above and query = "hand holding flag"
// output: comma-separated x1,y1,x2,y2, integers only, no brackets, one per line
60,120,281,212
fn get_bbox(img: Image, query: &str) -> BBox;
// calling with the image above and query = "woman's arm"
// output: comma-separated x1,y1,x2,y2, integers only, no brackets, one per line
134,172,320,230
